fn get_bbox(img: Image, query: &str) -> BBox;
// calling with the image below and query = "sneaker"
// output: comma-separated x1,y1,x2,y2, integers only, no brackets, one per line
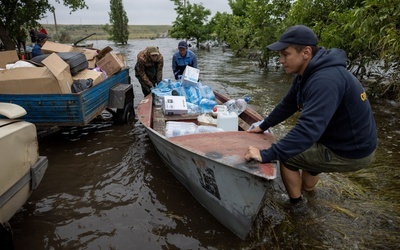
283,196,308,215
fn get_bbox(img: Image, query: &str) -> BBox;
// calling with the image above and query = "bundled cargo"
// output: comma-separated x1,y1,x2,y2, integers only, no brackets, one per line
152,74,216,114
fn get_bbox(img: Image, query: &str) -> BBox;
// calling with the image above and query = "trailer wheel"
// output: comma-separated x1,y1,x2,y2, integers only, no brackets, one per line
0,222,14,250
115,102,134,124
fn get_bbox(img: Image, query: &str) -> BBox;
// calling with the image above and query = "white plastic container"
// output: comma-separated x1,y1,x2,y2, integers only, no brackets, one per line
212,105,227,118
217,111,238,131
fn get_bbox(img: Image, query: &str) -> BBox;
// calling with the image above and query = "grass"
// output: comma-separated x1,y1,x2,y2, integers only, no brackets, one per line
41,24,172,42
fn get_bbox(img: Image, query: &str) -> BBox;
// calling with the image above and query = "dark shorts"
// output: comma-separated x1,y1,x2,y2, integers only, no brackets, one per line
283,143,375,175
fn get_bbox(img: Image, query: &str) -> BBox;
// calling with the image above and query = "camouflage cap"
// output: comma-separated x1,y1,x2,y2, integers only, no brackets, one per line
147,46,160,55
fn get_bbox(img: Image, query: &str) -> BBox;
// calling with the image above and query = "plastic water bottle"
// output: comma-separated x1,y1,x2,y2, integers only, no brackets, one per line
184,86,201,105
199,85,215,100
157,79,170,89
223,99,235,111
199,98,218,113
187,102,202,114
223,97,249,115
234,97,249,115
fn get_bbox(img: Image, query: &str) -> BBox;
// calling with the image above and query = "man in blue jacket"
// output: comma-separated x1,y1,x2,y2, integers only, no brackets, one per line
245,25,377,206
172,41,198,80
31,33,48,58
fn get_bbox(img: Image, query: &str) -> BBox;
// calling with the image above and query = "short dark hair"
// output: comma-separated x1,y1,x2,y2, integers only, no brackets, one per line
291,44,319,56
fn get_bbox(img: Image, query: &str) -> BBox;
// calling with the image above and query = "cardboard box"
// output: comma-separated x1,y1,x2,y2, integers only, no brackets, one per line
0,50,19,69
0,53,73,94
180,66,200,87
116,53,126,67
163,96,188,115
42,41,73,54
82,49,98,68
72,69,105,87
96,51,124,76
97,46,113,59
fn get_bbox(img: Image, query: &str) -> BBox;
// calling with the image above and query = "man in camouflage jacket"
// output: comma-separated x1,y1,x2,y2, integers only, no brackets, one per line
135,46,164,96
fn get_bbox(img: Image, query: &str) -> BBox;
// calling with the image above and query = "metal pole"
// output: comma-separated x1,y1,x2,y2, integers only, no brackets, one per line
53,8,59,40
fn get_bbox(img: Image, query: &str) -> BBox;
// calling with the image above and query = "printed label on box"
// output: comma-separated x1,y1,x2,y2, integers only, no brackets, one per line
163,96,188,115
180,66,200,87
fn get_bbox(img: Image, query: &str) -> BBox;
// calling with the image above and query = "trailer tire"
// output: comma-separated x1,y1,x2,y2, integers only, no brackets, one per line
115,102,134,125
0,222,14,250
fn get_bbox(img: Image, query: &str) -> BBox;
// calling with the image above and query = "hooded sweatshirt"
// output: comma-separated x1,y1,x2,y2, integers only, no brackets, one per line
259,47,377,163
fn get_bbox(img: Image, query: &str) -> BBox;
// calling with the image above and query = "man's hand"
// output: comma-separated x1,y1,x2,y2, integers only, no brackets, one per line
247,126,263,133
245,146,262,162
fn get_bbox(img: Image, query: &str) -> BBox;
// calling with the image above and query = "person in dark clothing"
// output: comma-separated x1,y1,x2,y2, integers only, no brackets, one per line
17,27,27,52
31,33,48,58
29,28,38,43
172,40,197,80
245,25,377,205
134,46,164,96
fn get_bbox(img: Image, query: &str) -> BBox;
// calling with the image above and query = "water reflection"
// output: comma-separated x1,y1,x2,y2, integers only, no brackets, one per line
9,38,400,249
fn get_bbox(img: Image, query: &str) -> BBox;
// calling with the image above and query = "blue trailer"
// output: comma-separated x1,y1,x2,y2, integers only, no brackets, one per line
0,68,134,136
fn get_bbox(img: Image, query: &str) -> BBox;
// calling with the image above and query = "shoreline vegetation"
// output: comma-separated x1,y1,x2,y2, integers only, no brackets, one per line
41,24,172,42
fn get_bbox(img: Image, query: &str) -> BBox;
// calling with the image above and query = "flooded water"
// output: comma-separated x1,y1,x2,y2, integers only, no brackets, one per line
10,38,400,249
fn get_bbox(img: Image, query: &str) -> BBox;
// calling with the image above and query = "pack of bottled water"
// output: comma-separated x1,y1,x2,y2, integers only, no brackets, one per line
198,83,215,100
153,78,222,114
199,99,218,113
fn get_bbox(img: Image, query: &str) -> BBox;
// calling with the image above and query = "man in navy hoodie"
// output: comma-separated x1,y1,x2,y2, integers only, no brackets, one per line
245,25,377,205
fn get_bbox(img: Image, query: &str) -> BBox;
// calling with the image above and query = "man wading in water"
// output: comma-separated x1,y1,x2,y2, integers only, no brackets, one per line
245,25,377,206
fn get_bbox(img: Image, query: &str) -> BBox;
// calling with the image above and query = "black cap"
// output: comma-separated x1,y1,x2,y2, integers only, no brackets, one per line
266,25,318,51
37,33,49,42
178,40,188,49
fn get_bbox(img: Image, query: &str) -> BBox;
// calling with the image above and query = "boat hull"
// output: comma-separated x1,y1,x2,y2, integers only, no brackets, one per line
145,127,274,238
138,95,278,239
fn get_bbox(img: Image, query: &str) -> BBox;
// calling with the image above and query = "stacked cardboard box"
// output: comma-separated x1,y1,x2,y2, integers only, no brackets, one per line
72,69,106,87
0,52,73,94
96,51,124,76
41,41,74,54
0,42,126,94
0,51,19,69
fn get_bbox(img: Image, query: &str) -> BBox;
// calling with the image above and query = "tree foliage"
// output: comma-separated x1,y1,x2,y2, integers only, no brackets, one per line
0,0,87,50
207,0,400,99
209,0,291,58
169,0,211,48
103,0,129,44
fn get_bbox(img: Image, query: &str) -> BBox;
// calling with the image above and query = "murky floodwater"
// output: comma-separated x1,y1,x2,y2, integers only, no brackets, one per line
10,38,400,249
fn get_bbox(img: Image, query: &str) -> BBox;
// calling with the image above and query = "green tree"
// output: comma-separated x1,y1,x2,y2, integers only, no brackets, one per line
350,0,400,99
210,0,290,59
228,0,247,17
209,0,251,56
285,0,400,90
0,0,87,50
169,0,211,48
245,0,291,64
207,0,400,99
285,0,367,72
103,0,129,44
208,12,231,44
